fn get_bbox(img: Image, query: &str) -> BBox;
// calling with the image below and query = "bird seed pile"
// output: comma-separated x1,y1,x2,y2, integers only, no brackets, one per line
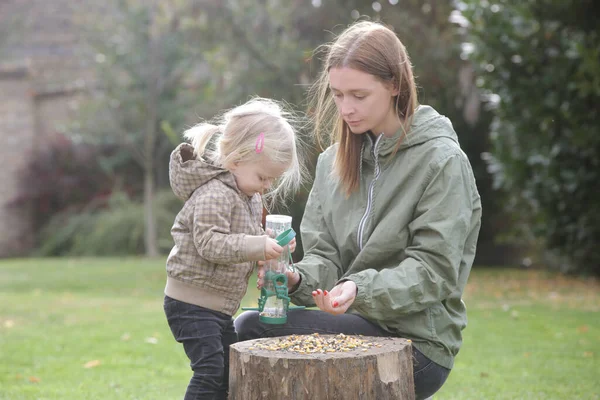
248,333,382,354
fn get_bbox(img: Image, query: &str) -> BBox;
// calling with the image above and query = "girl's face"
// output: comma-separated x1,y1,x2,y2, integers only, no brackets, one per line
328,67,400,137
230,157,289,197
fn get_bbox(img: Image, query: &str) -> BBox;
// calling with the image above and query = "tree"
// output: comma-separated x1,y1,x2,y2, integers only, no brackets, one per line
77,0,211,256
459,0,600,274
197,0,499,262
40,0,503,261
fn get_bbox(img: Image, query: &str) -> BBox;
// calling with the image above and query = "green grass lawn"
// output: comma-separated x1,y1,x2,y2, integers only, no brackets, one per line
0,258,598,399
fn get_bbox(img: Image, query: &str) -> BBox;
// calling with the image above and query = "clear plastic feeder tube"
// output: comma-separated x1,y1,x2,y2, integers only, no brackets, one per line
261,215,292,320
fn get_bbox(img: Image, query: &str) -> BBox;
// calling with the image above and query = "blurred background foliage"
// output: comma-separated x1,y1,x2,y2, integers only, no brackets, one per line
12,0,599,275
459,0,599,274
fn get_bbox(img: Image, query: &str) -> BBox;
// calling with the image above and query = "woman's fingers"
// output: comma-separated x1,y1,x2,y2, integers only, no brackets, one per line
312,289,324,309
311,282,357,315
287,270,300,291
312,288,342,314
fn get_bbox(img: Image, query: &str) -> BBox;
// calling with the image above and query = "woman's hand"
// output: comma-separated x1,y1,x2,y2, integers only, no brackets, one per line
312,280,357,315
256,261,300,292
288,237,297,253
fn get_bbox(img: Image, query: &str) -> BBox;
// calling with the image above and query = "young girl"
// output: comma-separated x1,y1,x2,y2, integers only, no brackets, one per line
163,97,303,400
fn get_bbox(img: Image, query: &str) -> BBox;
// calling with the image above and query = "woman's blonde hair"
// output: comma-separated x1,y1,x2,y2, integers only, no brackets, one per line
183,97,305,208
308,20,418,195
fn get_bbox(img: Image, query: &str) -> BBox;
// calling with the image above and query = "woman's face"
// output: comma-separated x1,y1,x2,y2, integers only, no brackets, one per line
329,67,399,137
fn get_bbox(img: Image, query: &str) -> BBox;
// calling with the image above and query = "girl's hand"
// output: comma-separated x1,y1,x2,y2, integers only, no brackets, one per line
264,238,283,260
256,260,266,289
312,281,357,315
265,228,295,252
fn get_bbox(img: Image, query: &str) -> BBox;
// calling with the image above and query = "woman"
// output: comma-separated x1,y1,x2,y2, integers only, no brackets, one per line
235,20,482,400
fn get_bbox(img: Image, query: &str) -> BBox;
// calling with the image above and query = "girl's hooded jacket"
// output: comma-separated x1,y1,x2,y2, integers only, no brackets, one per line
165,143,267,316
290,105,482,370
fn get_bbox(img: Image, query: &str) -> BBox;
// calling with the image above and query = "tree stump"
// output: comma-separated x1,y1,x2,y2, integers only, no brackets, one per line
229,334,414,400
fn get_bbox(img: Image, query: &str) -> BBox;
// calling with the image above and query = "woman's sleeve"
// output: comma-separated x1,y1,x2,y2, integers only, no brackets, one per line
347,153,482,318
289,156,344,306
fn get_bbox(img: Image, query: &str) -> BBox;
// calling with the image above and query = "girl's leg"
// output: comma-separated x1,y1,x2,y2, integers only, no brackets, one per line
220,319,238,399
164,296,232,400
234,309,450,400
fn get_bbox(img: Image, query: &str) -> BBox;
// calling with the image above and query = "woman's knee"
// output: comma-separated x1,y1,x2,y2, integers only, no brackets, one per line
412,348,451,399
233,311,260,341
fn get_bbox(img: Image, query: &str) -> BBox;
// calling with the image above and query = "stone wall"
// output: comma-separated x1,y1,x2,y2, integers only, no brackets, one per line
0,67,36,255
0,0,96,256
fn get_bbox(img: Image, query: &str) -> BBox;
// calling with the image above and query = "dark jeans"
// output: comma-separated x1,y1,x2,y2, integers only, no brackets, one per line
164,296,237,400
234,309,450,400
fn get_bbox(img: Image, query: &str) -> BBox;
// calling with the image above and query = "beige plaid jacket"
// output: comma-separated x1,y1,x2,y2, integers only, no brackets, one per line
165,143,267,316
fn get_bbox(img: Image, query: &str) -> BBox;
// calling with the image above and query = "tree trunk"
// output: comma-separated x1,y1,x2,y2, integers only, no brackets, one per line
143,168,158,257
229,335,414,400
143,18,159,259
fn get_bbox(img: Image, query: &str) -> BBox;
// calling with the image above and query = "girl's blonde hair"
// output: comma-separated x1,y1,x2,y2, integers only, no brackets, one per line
308,20,418,196
183,97,305,208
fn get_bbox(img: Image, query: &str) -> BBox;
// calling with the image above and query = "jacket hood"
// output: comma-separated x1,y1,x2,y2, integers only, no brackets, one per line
363,105,459,161
169,142,238,201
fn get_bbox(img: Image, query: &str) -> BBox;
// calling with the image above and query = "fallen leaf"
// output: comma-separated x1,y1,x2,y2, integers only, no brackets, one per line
29,376,41,383
480,372,489,378
121,333,131,341
145,337,158,344
83,360,101,368
583,352,593,358
4,320,14,328
577,325,589,333
524,352,531,358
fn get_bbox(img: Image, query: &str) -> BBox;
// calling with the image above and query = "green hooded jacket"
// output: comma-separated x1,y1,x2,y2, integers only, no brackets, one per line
290,105,482,369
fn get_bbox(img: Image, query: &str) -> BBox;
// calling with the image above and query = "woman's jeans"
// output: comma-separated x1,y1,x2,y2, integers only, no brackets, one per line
234,309,450,400
164,296,237,400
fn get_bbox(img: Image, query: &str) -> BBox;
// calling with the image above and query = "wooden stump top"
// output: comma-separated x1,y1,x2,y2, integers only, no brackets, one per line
231,334,412,360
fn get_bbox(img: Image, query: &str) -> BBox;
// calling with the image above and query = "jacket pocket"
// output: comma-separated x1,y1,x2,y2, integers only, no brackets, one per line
384,309,433,341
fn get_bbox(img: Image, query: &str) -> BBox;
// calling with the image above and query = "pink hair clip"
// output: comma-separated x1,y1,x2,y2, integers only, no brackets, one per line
255,132,265,154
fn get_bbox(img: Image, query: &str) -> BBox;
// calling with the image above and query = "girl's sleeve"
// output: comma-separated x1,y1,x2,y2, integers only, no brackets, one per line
192,191,267,263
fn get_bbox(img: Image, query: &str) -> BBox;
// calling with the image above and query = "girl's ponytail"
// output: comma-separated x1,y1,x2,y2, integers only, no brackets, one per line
183,123,220,158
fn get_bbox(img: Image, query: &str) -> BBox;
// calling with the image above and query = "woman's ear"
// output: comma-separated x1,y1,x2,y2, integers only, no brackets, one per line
390,79,400,97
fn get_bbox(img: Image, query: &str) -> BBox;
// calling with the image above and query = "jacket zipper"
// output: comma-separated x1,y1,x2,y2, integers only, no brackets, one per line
357,133,384,251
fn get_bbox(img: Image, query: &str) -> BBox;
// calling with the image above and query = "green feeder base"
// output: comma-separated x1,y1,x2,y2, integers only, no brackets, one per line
259,315,288,324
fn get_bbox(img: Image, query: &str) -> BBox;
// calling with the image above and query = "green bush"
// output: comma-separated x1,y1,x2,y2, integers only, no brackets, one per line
37,190,180,256
459,0,600,274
